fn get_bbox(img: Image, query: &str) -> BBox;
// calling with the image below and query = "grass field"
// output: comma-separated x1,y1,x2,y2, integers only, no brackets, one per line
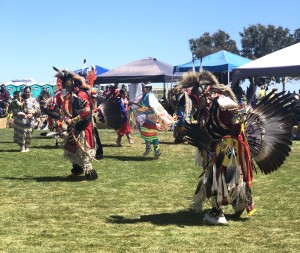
0,128,299,253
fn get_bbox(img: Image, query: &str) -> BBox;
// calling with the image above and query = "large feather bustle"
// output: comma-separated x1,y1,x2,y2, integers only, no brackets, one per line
178,71,237,103
197,71,219,86
98,97,123,130
184,122,213,152
178,72,199,88
246,91,295,174
210,83,238,104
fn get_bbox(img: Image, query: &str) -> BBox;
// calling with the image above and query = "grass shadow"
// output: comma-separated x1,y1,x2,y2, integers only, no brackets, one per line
30,145,60,149
103,155,154,161
102,144,124,148
0,149,20,152
157,141,175,145
107,209,249,227
225,213,249,222
107,210,208,227
1,175,86,182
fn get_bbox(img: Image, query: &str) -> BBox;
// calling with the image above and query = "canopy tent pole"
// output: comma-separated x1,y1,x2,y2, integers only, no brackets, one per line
228,71,230,85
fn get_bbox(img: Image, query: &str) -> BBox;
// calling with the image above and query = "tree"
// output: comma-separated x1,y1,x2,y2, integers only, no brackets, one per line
189,30,239,58
294,28,300,43
239,24,299,89
239,24,296,60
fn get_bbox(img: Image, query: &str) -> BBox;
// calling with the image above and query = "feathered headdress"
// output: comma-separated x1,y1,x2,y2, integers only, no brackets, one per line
178,70,237,103
53,67,74,89
246,90,295,174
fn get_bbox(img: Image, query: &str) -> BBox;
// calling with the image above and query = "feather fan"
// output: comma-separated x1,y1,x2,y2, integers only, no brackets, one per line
184,122,213,152
245,91,295,174
98,97,123,130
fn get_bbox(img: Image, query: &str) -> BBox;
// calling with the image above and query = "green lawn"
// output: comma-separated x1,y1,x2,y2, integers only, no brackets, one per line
0,128,299,253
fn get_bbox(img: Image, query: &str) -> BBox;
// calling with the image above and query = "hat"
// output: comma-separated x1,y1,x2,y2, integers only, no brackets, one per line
142,82,152,88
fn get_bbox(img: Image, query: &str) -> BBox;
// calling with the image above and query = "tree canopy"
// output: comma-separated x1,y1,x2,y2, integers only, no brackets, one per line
189,24,299,60
188,24,300,87
189,30,239,58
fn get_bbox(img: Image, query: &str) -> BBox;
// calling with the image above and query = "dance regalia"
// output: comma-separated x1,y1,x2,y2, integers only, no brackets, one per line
63,89,96,177
169,87,192,143
117,96,131,136
180,71,295,225
135,92,159,142
14,96,39,151
52,68,98,180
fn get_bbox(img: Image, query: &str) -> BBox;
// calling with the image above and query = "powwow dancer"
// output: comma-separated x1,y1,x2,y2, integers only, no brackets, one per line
179,71,295,225
53,67,98,180
129,83,173,159
115,89,134,146
13,86,40,152
168,85,192,143
90,89,104,159
39,85,67,146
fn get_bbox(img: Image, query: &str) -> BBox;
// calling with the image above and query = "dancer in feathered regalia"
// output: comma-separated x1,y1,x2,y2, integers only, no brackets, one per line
130,82,174,159
51,67,123,179
168,85,192,143
179,71,295,225
53,67,98,180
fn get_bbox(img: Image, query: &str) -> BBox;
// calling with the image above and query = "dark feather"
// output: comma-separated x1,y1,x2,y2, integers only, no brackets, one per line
41,107,62,120
184,123,213,152
246,91,295,174
215,151,225,169
98,97,123,130
52,66,59,72
225,166,235,183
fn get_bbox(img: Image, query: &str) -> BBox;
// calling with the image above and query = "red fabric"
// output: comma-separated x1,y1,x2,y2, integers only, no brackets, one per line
77,90,94,149
56,78,62,91
117,121,131,136
55,90,64,108
87,70,96,87
237,134,253,187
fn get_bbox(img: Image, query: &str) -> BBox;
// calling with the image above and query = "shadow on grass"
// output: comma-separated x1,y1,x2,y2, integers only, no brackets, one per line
157,141,176,145
0,149,20,152
1,175,86,182
107,209,249,227
102,144,125,148
103,155,154,161
30,145,60,149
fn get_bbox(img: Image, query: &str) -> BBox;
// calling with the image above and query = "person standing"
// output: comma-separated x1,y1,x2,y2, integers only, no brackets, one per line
91,89,104,159
13,87,39,152
133,82,161,159
116,89,134,146
54,68,98,180
0,84,11,116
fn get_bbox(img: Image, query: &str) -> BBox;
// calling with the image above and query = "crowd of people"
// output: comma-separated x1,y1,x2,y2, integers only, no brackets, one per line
0,69,296,225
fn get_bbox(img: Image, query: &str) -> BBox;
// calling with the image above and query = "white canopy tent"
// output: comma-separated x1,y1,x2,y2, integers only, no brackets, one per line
232,42,300,88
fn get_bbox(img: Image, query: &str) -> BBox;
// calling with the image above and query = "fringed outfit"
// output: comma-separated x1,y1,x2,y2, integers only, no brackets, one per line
135,91,161,158
13,96,39,152
63,89,97,179
116,95,133,145
180,71,294,225
169,88,192,143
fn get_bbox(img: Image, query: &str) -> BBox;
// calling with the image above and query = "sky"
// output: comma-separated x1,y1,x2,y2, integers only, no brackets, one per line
0,0,299,88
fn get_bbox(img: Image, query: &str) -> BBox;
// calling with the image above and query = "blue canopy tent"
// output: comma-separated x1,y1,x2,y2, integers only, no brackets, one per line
173,50,252,83
74,65,109,76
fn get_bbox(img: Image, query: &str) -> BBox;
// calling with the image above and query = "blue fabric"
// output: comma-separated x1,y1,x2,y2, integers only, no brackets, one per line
74,65,109,76
173,50,252,73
